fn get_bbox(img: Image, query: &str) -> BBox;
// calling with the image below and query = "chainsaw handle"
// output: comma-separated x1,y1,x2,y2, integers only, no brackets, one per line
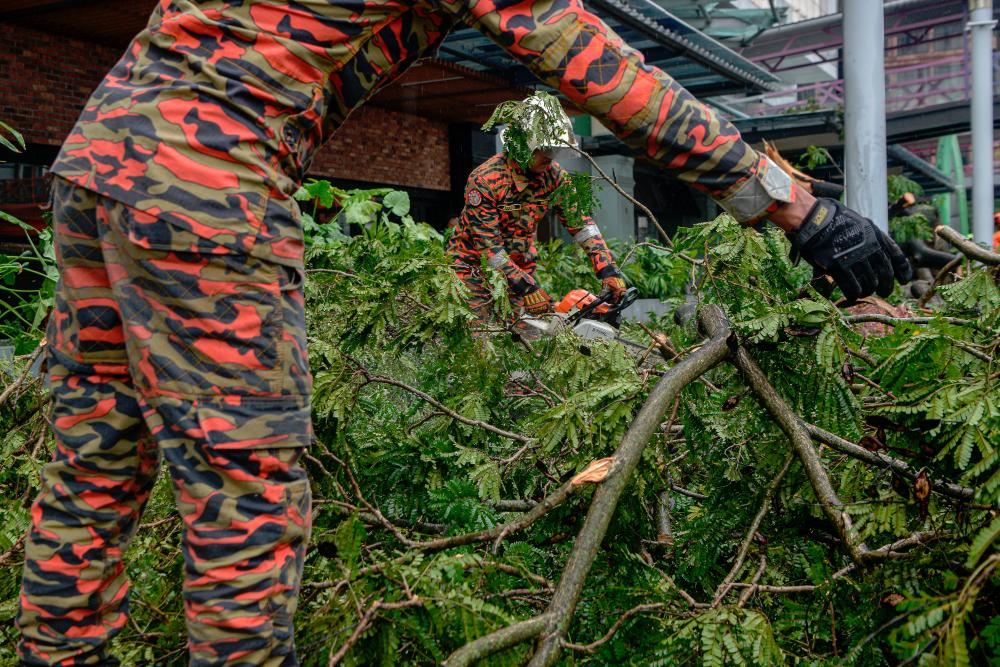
570,286,639,326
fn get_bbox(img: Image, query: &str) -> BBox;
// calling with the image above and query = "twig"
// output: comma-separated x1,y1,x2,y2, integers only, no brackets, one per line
0,344,44,406
836,613,908,665
327,595,423,666
737,556,768,607
489,499,537,512
332,446,584,553
805,424,978,502
712,455,793,607
562,603,666,652
351,361,533,445
671,485,708,501
639,322,719,392
841,314,974,327
0,533,26,568
916,255,963,308
307,268,358,278
468,558,553,590
564,142,671,248
935,225,1000,265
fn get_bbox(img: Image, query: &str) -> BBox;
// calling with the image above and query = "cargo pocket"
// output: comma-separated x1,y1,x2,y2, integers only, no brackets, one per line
195,395,312,450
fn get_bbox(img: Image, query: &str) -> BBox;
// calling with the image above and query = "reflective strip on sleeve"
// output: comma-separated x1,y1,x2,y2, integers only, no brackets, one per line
718,156,794,224
487,249,511,269
573,225,602,245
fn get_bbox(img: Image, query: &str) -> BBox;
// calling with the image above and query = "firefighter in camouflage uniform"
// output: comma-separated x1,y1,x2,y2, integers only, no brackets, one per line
448,95,626,323
18,0,912,664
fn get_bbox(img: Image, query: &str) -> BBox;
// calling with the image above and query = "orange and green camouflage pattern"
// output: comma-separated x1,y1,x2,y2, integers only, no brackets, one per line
448,152,619,318
18,180,312,666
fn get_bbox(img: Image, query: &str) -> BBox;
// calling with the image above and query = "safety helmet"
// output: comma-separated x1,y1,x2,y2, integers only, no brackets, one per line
490,92,579,163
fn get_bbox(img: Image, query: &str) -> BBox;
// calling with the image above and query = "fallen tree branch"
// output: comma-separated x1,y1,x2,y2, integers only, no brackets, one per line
534,306,732,667
445,307,732,667
444,614,556,667
806,423,978,502
712,455,794,607
562,603,666,653
935,225,1000,265
724,333,868,564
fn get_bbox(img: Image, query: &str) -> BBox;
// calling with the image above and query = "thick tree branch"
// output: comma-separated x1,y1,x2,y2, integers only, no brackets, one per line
935,225,1000,265
723,334,868,564
444,613,556,667
526,306,732,667
806,423,978,502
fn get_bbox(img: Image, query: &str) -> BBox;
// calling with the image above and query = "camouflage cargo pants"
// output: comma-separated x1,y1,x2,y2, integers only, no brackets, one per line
17,179,312,666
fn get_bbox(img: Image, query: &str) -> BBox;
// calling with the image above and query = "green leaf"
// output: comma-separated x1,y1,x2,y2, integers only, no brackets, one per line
965,516,1000,569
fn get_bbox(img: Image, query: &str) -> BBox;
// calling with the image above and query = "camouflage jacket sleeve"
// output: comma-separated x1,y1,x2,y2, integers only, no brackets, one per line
440,0,795,223
462,175,538,295
552,169,621,279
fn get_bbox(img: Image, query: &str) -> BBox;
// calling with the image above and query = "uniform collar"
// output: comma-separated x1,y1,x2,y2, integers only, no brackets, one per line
505,153,534,193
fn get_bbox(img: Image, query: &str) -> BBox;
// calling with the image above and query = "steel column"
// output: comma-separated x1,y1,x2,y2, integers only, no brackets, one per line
968,0,996,246
843,0,889,231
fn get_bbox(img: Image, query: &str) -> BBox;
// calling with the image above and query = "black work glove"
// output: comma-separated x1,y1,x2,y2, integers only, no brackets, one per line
789,198,913,303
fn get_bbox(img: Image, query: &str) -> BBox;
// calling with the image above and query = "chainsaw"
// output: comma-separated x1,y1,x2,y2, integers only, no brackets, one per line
518,286,640,342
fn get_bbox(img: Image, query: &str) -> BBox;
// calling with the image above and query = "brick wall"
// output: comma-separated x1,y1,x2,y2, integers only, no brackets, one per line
310,106,451,192
0,23,121,146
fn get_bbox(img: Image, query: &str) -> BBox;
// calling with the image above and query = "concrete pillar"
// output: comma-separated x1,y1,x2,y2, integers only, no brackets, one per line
842,0,889,232
968,0,996,246
591,154,635,243
554,153,636,243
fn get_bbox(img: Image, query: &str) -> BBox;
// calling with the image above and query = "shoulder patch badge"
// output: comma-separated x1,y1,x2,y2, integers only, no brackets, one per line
467,189,483,207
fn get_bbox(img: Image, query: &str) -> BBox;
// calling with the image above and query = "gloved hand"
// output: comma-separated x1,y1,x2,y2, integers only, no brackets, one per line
789,198,913,303
522,286,553,316
600,275,627,304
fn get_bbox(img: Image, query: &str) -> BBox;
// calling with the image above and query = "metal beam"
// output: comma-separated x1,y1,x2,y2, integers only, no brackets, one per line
887,144,960,191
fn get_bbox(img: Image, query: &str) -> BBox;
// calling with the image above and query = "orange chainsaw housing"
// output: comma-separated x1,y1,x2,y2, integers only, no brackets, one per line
555,289,610,315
